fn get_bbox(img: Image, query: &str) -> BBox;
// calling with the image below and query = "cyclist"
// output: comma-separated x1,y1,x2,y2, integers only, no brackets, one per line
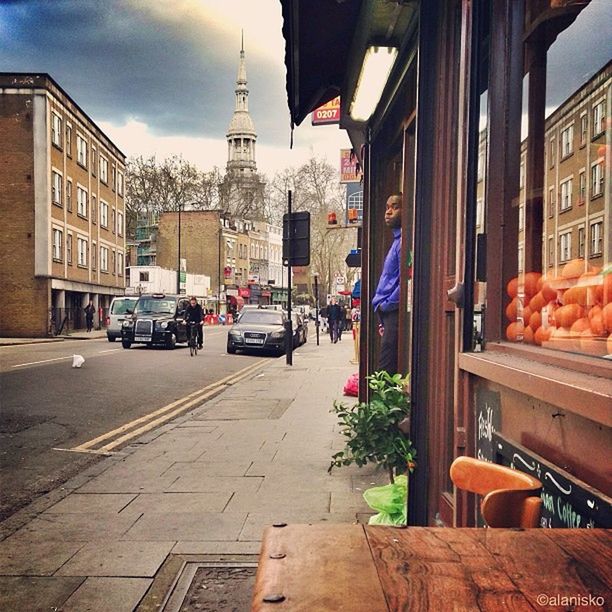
184,297,204,349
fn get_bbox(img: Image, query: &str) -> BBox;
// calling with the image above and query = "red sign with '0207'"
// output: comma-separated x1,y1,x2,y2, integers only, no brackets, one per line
311,96,341,125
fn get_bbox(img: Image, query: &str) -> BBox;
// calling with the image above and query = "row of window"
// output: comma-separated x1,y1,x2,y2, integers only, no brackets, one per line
548,98,606,166
550,220,604,264
52,228,124,273
51,111,124,196
51,170,124,235
547,161,605,215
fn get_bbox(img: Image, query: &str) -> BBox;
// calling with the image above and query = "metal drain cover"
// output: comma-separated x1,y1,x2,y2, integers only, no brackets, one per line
162,561,258,612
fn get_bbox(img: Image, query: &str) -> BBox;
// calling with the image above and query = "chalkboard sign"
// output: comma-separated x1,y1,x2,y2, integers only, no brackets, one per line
475,388,501,463
493,433,612,528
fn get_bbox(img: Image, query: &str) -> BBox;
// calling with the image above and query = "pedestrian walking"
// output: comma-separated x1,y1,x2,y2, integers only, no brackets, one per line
372,193,402,374
84,300,95,332
327,297,343,343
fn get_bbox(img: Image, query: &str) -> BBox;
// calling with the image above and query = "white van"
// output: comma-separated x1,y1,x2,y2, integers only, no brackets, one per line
107,296,139,342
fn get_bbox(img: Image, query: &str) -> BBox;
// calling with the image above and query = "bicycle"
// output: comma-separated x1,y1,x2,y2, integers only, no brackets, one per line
188,322,199,356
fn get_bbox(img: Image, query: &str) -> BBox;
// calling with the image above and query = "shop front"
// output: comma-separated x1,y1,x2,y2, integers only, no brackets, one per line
281,0,611,527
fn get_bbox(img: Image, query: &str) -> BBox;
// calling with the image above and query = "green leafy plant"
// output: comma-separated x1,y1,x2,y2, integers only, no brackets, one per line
329,370,416,483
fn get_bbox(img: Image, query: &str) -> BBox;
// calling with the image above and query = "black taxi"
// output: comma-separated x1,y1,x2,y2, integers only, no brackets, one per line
121,293,190,349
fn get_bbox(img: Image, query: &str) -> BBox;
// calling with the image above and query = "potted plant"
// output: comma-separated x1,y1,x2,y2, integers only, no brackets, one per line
329,370,416,524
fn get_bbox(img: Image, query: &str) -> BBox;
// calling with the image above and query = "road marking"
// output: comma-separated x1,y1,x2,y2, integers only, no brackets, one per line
71,359,267,452
12,355,73,368
98,348,122,354
53,447,118,456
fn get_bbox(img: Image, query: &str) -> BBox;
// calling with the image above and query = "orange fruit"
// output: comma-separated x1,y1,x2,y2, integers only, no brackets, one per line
507,277,518,299
561,258,587,280
522,306,533,323
529,291,546,313
570,318,591,335
541,282,557,303
529,310,541,331
505,297,521,322
506,321,524,342
523,272,541,299
603,303,612,332
588,304,602,321
534,326,551,346
523,325,534,344
602,274,612,305
554,304,585,328
590,312,606,336
563,285,588,306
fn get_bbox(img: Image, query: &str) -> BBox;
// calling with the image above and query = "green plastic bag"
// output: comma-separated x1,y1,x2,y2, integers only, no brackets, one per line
363,475,407,525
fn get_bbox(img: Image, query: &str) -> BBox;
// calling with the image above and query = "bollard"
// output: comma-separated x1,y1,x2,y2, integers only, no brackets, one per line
351,321,360,364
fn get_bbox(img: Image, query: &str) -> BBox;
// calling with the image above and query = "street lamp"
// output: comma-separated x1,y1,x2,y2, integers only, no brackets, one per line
176,202,182,295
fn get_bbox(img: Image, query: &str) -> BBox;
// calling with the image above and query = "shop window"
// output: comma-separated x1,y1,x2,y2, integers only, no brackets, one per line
502,0,610,360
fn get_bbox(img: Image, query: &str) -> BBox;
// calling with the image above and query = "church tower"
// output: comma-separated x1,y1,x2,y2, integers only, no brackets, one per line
221,33,266,219
226,32,257,176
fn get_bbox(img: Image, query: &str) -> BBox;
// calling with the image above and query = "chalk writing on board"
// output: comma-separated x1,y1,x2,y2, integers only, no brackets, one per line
475,389,501,464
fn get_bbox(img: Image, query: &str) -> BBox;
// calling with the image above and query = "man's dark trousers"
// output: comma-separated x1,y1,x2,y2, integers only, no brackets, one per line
379,309,399,374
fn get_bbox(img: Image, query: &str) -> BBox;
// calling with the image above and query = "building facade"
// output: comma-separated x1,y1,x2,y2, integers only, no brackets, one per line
0,73,126,336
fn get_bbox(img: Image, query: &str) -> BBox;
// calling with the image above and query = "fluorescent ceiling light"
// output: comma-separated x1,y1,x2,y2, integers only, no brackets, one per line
349,46,398,122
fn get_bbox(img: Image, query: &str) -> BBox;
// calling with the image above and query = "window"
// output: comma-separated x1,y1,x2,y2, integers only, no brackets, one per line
477,150,485,181
117,171,124,196
517,244,524,273
559,231,572,263
578,171,586,204
52,171,62,205
67,233,73,264
118,252,124,276
111,250,116,274
100,157,108,184
117,212,124,236
592,99,605,137
549,137,556,168
578,227,585,258
52,228,63,261
580,113,588,147
111,166,116,191
518,205,524,231
51,113,62,148
548,187,555,217
92,242,96,270
100,246,108,272
139,271,149,282
590,221,603,256
548,237,554,267
112,208,116,234
65,124,72,157
77,134,87,168
77,237,88,267
560,124,573,158
77,186,88,217
559,178,572,212
91,195,97,224
591,161,604,197
519,162,525,189
66,179,72,212
100,200,108,227
91,148,97,177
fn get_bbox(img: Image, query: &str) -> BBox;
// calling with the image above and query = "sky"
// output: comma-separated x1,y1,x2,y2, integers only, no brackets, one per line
0,0,350,177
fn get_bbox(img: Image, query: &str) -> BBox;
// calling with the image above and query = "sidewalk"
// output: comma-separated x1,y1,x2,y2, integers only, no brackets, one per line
0,336,384,611
0,330,108,346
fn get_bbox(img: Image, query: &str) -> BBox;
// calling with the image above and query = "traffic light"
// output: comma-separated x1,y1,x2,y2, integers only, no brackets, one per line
327,211,337,225
283,211,310,266
347,208,358,223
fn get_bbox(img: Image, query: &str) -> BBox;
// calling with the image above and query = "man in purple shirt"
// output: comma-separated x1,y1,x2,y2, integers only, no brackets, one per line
372,194,402,374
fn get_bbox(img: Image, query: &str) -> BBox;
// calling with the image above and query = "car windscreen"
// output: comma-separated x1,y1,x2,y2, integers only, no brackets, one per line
111,299,137,315
135,298,175,314
239,311,283,326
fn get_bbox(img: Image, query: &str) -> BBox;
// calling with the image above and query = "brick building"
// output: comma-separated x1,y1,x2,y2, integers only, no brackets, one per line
0,73,126,337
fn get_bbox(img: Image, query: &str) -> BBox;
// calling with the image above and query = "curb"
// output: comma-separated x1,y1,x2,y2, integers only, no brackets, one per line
0,338,65,347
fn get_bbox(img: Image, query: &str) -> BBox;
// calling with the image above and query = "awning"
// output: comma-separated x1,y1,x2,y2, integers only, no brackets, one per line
280,0,363,126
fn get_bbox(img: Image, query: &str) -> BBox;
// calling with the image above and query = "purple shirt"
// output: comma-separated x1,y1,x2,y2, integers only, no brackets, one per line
372,228,401,314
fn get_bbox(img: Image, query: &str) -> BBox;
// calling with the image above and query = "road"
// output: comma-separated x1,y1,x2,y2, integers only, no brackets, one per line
0,327,279,521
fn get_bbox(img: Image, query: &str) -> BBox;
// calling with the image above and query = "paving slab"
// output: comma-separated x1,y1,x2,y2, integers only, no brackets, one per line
162,460,252,479
56,541,174,577
0,576,84,610
60,577,152,612
166,475,263,494
121,512,247,542
124,492,233,514
44,493,137,514
225,490,331,513
15,512,139,542
0,535,84,576
171,540,262,555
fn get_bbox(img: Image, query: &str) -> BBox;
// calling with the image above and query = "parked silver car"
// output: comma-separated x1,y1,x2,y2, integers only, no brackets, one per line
107,296,139,342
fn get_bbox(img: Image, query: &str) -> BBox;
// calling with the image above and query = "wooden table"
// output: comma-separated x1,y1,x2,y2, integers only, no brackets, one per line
252,525,611,611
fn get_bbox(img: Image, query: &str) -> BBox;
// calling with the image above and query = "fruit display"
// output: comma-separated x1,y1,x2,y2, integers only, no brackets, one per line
504,261,611,357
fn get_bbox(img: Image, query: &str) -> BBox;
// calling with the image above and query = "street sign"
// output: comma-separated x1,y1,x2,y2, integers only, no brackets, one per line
311,96,341,125
335,275,346,284
345,249,361,268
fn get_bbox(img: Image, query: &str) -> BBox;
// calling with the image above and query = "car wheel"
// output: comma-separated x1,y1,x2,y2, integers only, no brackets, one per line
122,340,131,349
227,342,237,354
166,333,177,350
108,336,116,342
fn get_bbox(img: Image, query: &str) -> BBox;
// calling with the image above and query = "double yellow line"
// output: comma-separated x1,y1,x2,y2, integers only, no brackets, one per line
69,359,267,454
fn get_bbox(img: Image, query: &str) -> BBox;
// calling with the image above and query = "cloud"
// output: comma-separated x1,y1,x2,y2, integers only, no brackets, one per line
0,0,290,146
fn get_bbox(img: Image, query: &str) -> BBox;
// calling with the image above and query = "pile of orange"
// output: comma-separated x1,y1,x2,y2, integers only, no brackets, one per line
505,260,612,356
